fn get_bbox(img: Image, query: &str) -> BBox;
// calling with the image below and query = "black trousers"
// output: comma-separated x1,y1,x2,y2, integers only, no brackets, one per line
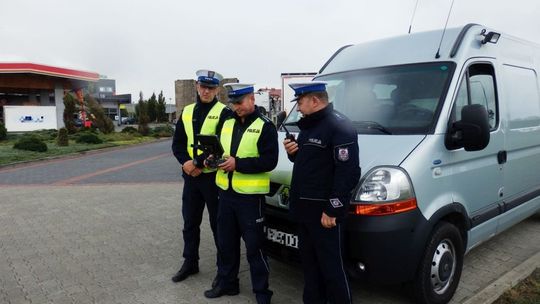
217,192,272,304
181,172,219,266
298,221,352,304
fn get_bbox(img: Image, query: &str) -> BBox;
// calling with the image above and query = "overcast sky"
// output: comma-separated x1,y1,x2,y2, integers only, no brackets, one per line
1,0,539,103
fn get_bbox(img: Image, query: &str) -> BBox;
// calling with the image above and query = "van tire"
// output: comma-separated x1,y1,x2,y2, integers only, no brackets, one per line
413,221,464,304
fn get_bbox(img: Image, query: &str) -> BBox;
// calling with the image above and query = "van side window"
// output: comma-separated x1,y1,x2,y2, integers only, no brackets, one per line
452,64,498,129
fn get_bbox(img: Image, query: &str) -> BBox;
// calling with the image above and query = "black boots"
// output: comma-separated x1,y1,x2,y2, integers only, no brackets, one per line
203,284,240,298
171,262,199,283
211,274,219,288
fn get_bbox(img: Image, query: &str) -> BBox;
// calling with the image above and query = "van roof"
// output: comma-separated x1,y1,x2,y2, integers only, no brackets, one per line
318,24,539,76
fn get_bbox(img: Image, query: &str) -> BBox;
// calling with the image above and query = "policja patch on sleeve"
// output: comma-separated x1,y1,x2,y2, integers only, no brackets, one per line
337,147,349,162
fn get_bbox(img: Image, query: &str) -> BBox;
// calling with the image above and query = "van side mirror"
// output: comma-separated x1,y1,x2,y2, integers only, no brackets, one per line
445,104,490,151
276,111,287,129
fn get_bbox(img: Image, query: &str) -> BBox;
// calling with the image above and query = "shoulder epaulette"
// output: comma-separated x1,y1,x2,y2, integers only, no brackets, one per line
333,110,347,121
259,114,272,124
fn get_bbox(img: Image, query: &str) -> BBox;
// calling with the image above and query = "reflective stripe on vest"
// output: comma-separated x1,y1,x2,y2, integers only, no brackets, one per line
216,118,270,194
181,102,226,173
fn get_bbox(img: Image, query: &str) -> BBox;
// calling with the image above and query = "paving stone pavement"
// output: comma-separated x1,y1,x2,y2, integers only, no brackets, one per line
0,184,539,304
0,141,539,304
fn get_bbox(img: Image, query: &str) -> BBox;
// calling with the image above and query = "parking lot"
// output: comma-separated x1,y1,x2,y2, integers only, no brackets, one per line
0,140,539,304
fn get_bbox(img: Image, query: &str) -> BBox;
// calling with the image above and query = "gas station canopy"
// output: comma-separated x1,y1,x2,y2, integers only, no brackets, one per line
0,62,100,93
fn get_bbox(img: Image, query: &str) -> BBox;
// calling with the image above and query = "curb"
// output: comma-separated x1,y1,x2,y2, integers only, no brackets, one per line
0,137,171,171
461,251,540,304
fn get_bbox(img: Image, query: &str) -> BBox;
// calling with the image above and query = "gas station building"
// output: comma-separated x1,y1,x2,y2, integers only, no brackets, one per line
0,63,104,131
0,62,131,131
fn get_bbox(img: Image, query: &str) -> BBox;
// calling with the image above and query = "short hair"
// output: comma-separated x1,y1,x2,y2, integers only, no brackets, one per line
305,91,329,103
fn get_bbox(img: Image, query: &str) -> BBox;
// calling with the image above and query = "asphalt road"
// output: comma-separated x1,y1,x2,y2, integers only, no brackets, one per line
0,139,538,304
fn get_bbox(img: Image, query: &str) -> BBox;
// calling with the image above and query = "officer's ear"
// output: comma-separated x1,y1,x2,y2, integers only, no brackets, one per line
311,94,322,106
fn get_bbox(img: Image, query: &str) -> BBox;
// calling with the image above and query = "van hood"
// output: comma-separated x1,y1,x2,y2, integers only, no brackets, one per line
358,134,426,173
270,132,425,185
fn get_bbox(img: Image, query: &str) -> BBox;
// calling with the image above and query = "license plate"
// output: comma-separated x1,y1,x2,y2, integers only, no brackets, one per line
264,226,299,249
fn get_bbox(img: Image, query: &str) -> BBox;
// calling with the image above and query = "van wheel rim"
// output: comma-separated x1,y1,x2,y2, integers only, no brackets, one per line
430,239,456,295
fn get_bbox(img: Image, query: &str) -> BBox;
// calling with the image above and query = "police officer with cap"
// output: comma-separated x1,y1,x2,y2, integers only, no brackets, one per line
283,81,360,304
171,69,231,285
203,83,278,304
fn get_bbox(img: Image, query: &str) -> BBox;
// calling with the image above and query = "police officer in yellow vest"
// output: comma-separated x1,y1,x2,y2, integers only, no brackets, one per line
203,83,278,304
171,69,231,285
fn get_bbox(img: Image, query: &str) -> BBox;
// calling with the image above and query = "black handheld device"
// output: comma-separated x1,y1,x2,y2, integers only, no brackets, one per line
195,134,226,168
282,124,296,142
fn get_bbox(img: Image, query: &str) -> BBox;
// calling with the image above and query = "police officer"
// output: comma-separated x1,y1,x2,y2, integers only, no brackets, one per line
203,83,278,304
171,69,231,285
283,81,360,304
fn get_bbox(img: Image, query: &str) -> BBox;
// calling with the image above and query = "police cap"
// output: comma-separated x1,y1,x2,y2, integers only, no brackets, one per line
196,69,223,88
223,83,255,103
289,81,327,102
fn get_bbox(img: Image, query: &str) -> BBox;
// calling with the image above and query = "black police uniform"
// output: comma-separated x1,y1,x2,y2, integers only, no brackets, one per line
171,96,231,274
288,103,360,304
214,107,278,304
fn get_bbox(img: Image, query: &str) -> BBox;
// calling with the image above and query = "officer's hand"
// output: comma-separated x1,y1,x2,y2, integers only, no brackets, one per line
283,139,298,155
182,160,197,175
218,156,236,172
321,212,337,228
192,167,203,177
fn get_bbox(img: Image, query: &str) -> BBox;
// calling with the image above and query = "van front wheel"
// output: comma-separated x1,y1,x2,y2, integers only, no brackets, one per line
414,221,464,304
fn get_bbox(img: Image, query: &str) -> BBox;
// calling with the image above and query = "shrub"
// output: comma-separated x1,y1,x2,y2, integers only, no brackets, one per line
121,126,138,134
57,128,69,146
102,132,136,142
151,125,174,137
0,122,7,141
84,126,99,134
13,135,48,152
75,132,103,144
30,129,57,141
138,124,150,136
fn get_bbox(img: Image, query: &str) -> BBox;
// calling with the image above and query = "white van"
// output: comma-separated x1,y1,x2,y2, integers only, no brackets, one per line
264,24,540,304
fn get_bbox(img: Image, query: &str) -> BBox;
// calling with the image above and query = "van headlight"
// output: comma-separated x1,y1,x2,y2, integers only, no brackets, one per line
352,167,417,216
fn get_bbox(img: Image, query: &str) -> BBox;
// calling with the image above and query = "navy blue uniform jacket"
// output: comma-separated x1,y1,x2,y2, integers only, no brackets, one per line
288,104,360,222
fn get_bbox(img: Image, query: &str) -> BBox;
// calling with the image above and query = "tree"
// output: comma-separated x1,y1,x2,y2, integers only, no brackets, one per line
0,122,7,141
57,128,69,146
137,92,150,135
63,93,78,134
147,92,158,122
135,91,144,119
86,95,114,134
157,90,167,122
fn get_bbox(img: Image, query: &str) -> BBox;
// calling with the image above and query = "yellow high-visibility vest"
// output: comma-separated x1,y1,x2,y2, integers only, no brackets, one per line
181,101,226,173
216,117,270,194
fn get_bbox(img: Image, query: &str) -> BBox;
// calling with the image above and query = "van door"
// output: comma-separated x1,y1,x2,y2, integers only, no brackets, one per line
498,64,540,232
445,62,503,247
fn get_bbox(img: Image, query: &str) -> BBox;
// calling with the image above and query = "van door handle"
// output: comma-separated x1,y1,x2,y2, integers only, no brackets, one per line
497,150,507,164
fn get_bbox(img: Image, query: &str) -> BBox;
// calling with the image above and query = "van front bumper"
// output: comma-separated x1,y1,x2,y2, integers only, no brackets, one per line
345,208,430,283
263,204,431,284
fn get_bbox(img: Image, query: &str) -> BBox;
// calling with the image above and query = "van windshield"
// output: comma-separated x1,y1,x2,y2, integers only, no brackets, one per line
283,62,455,135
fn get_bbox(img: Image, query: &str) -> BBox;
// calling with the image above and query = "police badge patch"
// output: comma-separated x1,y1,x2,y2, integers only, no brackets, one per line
330,198,343,208
337,147,349,161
